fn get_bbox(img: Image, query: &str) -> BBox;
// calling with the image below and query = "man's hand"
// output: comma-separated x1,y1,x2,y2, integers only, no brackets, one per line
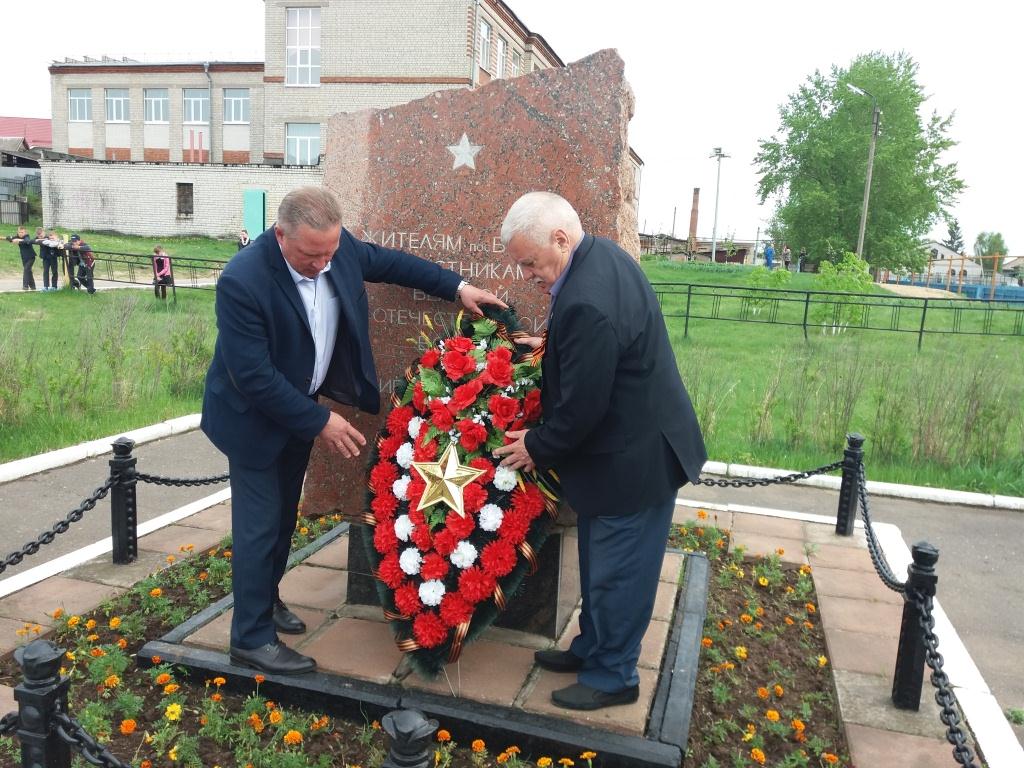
319,411,367,458
493,428,535,472
458,284,508,315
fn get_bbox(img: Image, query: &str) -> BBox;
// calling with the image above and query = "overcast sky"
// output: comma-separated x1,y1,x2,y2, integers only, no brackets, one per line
3,0,1020,255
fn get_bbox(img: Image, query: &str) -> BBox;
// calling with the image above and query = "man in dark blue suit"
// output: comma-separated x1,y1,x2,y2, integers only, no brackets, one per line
495,191,706,711
202,186,503,675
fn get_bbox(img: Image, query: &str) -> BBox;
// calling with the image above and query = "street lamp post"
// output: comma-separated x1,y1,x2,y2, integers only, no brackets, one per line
709,147,729,263
847,83,881,261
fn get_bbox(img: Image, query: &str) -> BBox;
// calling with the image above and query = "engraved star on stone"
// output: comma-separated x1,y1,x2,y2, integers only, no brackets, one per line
411,443,485,518
447,133,483,170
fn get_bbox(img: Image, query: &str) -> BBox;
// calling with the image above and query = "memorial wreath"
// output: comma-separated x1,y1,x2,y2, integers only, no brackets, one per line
363,307,560,677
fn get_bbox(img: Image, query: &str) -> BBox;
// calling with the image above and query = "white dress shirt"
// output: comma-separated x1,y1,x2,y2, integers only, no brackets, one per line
282,258,340,395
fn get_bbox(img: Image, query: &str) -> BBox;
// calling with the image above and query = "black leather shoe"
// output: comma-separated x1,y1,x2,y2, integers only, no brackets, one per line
551,682,640,711
273,600,306,634
229,642,317,675
534,648,583,673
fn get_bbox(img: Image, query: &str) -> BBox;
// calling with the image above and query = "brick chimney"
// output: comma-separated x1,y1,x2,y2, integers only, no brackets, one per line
688,188,700,251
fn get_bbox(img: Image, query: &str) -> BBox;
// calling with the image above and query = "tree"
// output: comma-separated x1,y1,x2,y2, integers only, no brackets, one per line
942,218,964,253
755,52,964,272
973,231,1008,274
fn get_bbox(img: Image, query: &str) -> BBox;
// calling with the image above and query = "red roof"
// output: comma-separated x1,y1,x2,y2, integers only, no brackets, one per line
0,116,52,149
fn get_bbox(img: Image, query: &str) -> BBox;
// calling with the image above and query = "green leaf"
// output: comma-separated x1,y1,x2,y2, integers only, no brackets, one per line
471,317,498,339
419,367,445,396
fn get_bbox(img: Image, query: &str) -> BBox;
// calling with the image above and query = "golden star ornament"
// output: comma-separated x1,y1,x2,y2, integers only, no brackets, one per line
411,443,485,518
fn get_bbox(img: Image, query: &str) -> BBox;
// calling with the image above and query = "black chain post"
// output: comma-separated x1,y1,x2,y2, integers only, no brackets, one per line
13,639,71,768
835,433,865,536
109,437,138,564
892,541,939,710
381,709,438,768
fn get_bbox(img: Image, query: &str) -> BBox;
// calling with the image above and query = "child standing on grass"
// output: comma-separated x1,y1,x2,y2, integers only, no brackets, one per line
153,245,173,300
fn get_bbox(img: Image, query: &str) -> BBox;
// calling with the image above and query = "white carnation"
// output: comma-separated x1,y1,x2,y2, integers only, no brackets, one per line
399,547,422,575
450,540,478,569
394,514,413,542
392,475,411,501
476,361,486,371
395,442,414,469
408,416,425,440
478,504,504,532
418,579,446,606
493,465,518,492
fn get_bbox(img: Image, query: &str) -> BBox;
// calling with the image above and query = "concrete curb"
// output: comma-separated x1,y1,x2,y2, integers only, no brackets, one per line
0,414,201,484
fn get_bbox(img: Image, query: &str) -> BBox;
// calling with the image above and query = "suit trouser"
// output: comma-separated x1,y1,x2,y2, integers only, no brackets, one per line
569,490,676,692
41,256,58,288
21,254,35,290
228,436,313,649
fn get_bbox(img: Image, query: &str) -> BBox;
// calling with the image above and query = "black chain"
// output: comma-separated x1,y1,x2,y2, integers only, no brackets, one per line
857,464,906,593
135,471,229,487
0,479,114,577
911,590,981,768
0,711,17,737
692,459,844,488
53,710,132,768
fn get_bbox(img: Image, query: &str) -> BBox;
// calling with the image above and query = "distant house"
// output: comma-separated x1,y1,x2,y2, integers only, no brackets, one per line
0,116,52,149
924,240,983,281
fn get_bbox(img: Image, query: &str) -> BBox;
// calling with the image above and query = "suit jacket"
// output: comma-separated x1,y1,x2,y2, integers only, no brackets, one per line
524,234,707,516
202,225,461,469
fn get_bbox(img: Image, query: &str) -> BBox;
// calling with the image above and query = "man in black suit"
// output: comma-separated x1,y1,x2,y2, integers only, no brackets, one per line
202,186,503,675
495,191,706,711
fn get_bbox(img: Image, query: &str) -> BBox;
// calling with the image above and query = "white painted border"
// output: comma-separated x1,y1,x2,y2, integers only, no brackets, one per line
0,488,231,600
0,414,201,484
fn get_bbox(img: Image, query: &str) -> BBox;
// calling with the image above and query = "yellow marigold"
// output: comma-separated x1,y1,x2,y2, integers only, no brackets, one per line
697,509,708,520
164,683,180,694
750,747,766,765
299,526,310,536
85,619,97,630
757,576,769,587
166,555,176,564
734,646,748,660
701,637,713,648
799,564,812,575
785,585,795,594
774,684,784,697
755,606,765,617
805,602,816,614
559,760,574,767
740,613,753,624
283,730,303,746
757,687,769,699
822,753,839,764
164,703,182,722
168,746,178,761
109,617,122,629
776,547,785,556
791,718,805,732
87,634,100,642
580,752,597,761
104,675,120,688
149,588,162,598
436,729,451,742
765,709,780,722
65,651,75,661
471,739,486,752
213,676,226,687
742,724,756,742
155,673,172,685
119,719,136,735
67,616,81,627
538,759,553,768
818,655,829,667
723,662,735,670
269,711,283,725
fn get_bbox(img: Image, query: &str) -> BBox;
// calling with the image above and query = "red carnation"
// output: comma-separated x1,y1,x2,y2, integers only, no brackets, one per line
369,462,399,494
488,395,520,429
413,438,438,462
373,521,398,554
448,378,484,413
408,508,426,527
412,611,449,649
412,381,427,413
498,509,530,545
446,336,475,354
469,457,495,485
483,348,514,388
442,350,476,381
429,399,454,431
421,552,450,581
433,528,458,557
481,540,518,578
370,492,399,520
458,566,496,604
445,510,476,541
523,389,542,422
411,524,434,553
386,405,415,437
394,583,423,616
439,592,474,627
512,484,545,519
378,434,404,459
462,483,487,514
420,348,441,368
377,553,404,589
457,419,488,452
408,477,426,508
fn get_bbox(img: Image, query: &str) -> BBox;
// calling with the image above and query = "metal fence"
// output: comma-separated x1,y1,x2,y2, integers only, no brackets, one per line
653,281,1024,349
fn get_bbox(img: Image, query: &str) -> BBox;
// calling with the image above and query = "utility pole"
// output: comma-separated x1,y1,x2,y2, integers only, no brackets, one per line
709,147,729,263
671,206,677,238
847,83,881,261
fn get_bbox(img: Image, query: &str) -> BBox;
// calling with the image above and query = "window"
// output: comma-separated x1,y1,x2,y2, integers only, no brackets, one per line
183,89,210,123
68,89,92,122
495,36,507,78
477,20,491,69
223,88,250,124
510,50,522,77
176,183,194,216
286,7,321,85
105,88,130,122
144,89,169,122
285,123,320,165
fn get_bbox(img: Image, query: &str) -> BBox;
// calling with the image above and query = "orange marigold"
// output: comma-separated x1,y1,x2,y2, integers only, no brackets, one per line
283,730,303,746
119,719,136,735
701,637,713,648
750,747,766,765
822,754,839,764
497,753,510,764
269,711,283,725
117,638,128,650
757,687,769,699
151,655,162,664
155,673,172,685
696,509,708,520
784,616,795,626
248,713,264,733
471,739,486,752
211,693,223,702
163,683,180,695
437,729,451,742
213,676,226,687
89,648,105,658
149,588,162,598
109,617,122,629
791,718,805,732
104,675,120,688
85,619,97,630
774,684,784,697
740,614,753,624
805,602,817,614
765,709,780,722
254,674,265,684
